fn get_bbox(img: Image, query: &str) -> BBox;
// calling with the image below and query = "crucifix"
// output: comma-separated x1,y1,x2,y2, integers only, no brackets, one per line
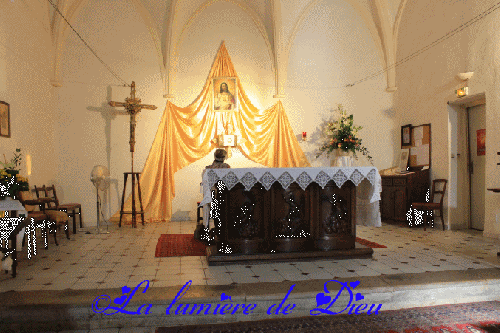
109,81,157,228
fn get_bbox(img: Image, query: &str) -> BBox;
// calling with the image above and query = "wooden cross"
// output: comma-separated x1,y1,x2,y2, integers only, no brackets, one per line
109,81,157,172
109,81,157,228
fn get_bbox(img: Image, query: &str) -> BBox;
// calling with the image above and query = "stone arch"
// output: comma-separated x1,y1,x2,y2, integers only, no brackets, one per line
393,0,410,57
168,0,275,93
51,0,165,88
285,0,388,90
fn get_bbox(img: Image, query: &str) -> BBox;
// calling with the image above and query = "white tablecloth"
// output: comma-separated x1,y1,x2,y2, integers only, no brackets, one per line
200,167,382,227
0,198,28,251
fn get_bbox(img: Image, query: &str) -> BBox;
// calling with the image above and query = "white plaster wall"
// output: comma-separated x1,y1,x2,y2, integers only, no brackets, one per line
0,0,56,187
56,0,165,225
396,0,500,236
284,0,395,170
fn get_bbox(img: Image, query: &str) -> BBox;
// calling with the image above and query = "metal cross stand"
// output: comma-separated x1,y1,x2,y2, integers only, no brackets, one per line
109,81,157,227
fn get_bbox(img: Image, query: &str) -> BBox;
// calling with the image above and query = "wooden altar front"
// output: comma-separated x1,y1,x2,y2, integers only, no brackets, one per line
205,173,375,265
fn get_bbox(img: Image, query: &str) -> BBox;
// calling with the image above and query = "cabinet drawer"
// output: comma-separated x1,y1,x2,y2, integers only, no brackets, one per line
393,178,407,186
381,178,392,186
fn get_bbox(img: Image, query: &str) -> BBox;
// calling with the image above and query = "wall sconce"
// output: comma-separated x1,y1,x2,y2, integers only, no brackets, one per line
455,72,473,98
456,72,474,81
302,132,307,141
455,87,469,98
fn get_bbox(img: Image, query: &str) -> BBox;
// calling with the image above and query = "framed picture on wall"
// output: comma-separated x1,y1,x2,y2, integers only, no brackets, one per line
401,124,412,147
398,149,410,173
0,101,10,138
477,129,485,156
212,77,238,112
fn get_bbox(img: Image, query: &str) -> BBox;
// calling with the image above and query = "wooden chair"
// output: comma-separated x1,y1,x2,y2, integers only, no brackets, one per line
32,186,71,241
17,190,58,248
35,185,82,235
412,179,447,231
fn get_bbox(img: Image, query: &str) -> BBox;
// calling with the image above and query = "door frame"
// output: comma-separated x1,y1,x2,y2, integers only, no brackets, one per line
447,92,486,230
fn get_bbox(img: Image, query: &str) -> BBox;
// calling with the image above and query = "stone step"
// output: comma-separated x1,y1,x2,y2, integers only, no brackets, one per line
1,268,500,332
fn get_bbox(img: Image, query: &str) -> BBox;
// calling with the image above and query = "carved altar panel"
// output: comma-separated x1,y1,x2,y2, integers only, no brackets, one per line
314,181,356,251
220,183,268,254
213,179,357,255
270,182,311,253
225,183,265,239
271,182,309,239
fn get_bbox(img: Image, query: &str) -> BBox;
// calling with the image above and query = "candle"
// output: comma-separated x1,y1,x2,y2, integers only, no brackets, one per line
302,132,307,141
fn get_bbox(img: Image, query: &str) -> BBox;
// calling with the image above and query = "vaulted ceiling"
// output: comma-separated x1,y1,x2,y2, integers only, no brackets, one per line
45,0,411,93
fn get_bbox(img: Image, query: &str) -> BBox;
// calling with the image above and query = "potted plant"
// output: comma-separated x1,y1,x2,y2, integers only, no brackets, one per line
316,104,374,166
0,148,29,200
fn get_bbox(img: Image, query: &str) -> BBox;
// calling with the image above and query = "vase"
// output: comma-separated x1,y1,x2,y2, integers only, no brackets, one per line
330,150,354,167
5,169,19,176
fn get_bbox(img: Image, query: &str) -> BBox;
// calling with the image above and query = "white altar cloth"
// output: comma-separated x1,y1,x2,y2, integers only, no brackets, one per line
200,167,382,228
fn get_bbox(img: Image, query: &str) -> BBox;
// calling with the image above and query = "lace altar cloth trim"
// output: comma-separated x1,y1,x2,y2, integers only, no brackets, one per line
200,167,381,207
200,167,382,228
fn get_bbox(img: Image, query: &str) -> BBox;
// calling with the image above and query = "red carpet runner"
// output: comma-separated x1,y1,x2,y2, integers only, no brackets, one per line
155,234,207,257
355,237,387,249
155,234,386,257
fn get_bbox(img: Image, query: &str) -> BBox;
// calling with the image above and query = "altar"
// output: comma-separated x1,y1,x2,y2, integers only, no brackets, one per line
200,167,381,264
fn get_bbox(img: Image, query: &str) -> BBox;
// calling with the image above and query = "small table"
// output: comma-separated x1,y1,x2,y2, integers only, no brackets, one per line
119,172,145,228
487,188,500,256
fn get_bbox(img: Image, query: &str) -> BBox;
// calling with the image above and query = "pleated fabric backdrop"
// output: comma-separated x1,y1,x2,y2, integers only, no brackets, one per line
113,42,310,224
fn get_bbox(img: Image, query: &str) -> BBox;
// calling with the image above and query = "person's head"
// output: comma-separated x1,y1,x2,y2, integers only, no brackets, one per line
214,148,227,162
220,82,228,93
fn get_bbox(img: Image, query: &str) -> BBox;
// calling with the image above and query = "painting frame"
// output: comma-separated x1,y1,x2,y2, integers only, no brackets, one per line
401,124,412,147
398,148,410,173
476,129,485,156
0,101,10,138
212,76,238,112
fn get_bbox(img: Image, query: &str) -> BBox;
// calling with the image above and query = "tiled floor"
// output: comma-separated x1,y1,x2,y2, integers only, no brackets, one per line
1,220,500,292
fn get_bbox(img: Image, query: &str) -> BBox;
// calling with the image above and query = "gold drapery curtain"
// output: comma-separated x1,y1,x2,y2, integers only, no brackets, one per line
113,42,310,223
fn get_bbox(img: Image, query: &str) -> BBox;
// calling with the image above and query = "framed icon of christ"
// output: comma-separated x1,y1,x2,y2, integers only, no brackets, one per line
213,77,238,112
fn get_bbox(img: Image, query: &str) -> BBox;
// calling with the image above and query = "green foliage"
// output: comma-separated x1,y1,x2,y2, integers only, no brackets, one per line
0,149,29,199
316,104,374,165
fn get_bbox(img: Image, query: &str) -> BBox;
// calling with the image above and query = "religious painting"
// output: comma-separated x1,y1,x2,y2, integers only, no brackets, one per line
213,77,238,112
0,101,10,138
401,124,412,147
398,149,410,173
477,129,485,156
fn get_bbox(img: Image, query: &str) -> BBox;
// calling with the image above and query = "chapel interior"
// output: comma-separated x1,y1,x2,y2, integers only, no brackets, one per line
1,0,500,332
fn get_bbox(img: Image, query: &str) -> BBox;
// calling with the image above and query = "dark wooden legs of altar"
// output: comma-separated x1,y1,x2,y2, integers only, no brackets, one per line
119,172,145,228
207,180,373,264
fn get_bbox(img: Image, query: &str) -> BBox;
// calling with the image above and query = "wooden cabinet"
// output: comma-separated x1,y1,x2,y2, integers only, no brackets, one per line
380,169,430,222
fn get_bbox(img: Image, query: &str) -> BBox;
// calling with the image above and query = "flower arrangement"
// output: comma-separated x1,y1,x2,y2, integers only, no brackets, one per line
0,148,29,199
316,104,374,165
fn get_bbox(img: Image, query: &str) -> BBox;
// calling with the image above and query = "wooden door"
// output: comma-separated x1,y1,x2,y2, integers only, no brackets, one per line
468,104,486,230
